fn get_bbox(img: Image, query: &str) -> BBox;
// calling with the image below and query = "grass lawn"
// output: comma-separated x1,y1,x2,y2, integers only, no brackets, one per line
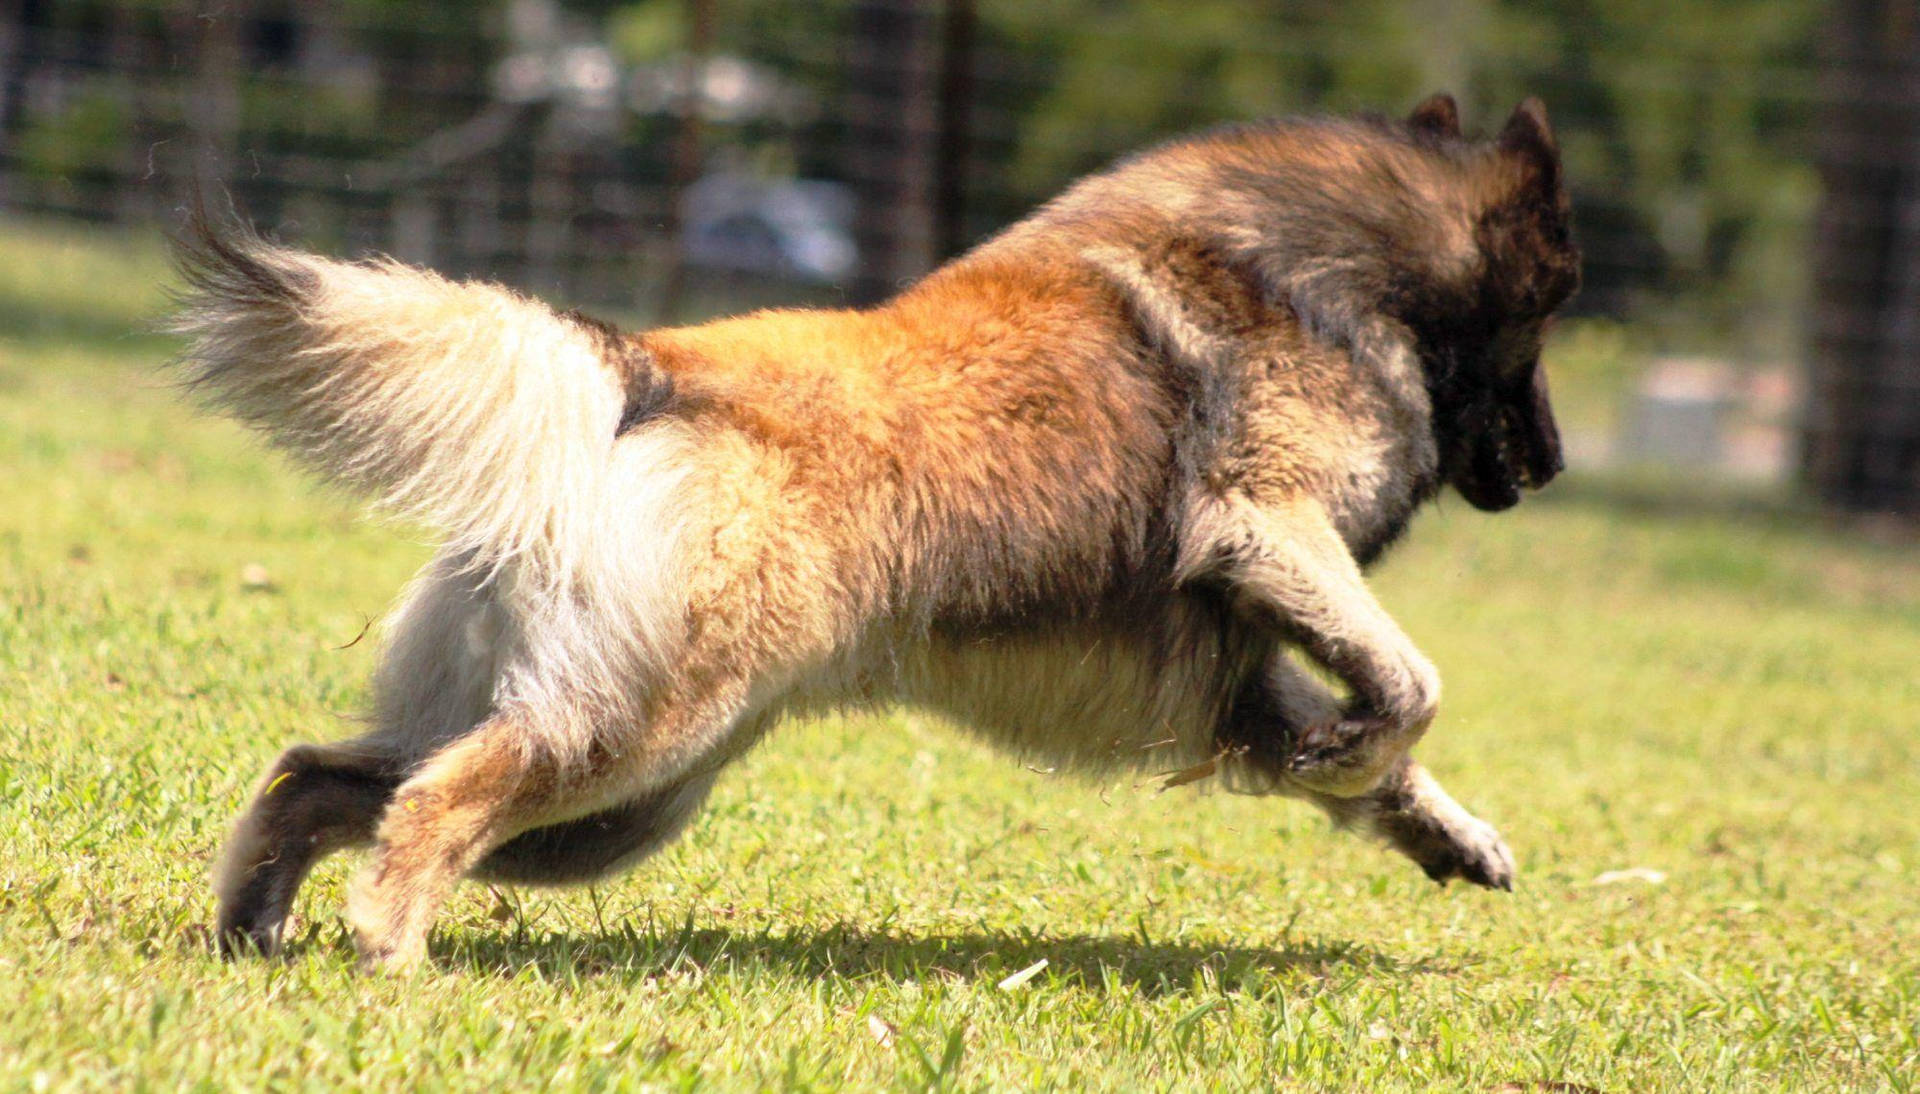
1,216,1916,1092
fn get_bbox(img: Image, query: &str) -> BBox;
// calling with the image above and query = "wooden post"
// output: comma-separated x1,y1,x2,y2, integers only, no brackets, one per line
0,0,49,207
933,0,975,262
1805,0,1920,514
846,0,939,305
656,0,716,323
185,2,244,180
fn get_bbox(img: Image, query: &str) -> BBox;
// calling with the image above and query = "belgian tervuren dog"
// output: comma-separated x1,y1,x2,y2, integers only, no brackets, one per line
177,93,1579,971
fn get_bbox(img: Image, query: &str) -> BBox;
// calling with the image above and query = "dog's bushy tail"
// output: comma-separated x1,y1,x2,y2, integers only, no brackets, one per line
171,216,628,581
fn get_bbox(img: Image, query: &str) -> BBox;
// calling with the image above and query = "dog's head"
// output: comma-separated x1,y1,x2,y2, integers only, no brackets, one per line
1401,94,1581,512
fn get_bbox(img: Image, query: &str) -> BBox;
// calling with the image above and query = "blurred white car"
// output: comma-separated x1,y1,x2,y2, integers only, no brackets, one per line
681,171,857,283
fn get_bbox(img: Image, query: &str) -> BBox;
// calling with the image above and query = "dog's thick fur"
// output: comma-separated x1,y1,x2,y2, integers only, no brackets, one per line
179,94,1579,972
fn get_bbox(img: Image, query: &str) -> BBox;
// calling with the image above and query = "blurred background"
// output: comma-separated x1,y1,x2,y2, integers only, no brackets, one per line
1,0,1915,516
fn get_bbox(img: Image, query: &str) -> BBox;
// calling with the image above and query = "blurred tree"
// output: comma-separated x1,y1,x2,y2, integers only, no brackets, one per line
0,0,1846,377
1520,0,1819,355
979,0,1818,353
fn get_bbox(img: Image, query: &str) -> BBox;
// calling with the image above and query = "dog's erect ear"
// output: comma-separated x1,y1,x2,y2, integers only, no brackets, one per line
1499,97,1557,154
1407,92,1462,139
1498,98,1561,187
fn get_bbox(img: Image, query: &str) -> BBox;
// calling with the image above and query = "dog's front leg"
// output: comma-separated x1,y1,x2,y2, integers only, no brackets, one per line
1185,494,1439,797
1249,657,1515,889
1311,757,1515,889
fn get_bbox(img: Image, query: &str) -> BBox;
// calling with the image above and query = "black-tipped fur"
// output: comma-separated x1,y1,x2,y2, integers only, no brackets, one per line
169,197,315,318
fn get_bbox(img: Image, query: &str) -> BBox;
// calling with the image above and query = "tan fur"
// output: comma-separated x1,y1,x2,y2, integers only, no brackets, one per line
183,99,1581,971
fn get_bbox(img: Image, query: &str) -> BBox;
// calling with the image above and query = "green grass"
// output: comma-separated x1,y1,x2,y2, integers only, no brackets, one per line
2,215,1916,1092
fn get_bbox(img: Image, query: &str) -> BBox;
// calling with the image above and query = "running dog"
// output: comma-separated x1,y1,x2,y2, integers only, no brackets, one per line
177,93,1579,971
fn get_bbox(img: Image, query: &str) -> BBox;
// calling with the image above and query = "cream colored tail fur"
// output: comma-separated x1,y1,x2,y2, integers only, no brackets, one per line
172,222,626,584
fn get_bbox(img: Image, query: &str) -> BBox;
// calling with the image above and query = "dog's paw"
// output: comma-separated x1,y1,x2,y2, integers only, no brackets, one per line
215,923,280,960
353,935,430,976
214,905,286,960
1361,776,1517,891
1409,810,1515,891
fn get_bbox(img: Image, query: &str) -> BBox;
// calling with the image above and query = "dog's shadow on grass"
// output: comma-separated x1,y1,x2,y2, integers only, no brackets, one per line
424,920,1445,996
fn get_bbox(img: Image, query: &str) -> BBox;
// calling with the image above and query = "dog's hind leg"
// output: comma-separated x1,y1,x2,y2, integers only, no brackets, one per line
214,739,405,956
345,681,753,973
346,715,555,973
213,556,504,959
469,770,719,886
343,710,583,975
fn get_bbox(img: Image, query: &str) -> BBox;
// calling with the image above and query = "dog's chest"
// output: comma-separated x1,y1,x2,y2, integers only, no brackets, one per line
1325,425,1440,566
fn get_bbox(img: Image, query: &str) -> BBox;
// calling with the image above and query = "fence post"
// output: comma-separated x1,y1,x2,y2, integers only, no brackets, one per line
1806,0,1920,514
0,0,49,208
933,0,975,262
656,0,716,323
845,0,940,305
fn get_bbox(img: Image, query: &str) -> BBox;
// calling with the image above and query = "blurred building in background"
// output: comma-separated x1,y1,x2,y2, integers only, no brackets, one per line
0,0,1914,514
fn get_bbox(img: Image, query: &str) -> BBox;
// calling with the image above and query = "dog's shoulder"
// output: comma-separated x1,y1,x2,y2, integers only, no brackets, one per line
1046,209,1437,562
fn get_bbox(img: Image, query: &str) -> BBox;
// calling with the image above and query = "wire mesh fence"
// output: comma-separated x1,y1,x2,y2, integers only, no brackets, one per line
2,0,1915,513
